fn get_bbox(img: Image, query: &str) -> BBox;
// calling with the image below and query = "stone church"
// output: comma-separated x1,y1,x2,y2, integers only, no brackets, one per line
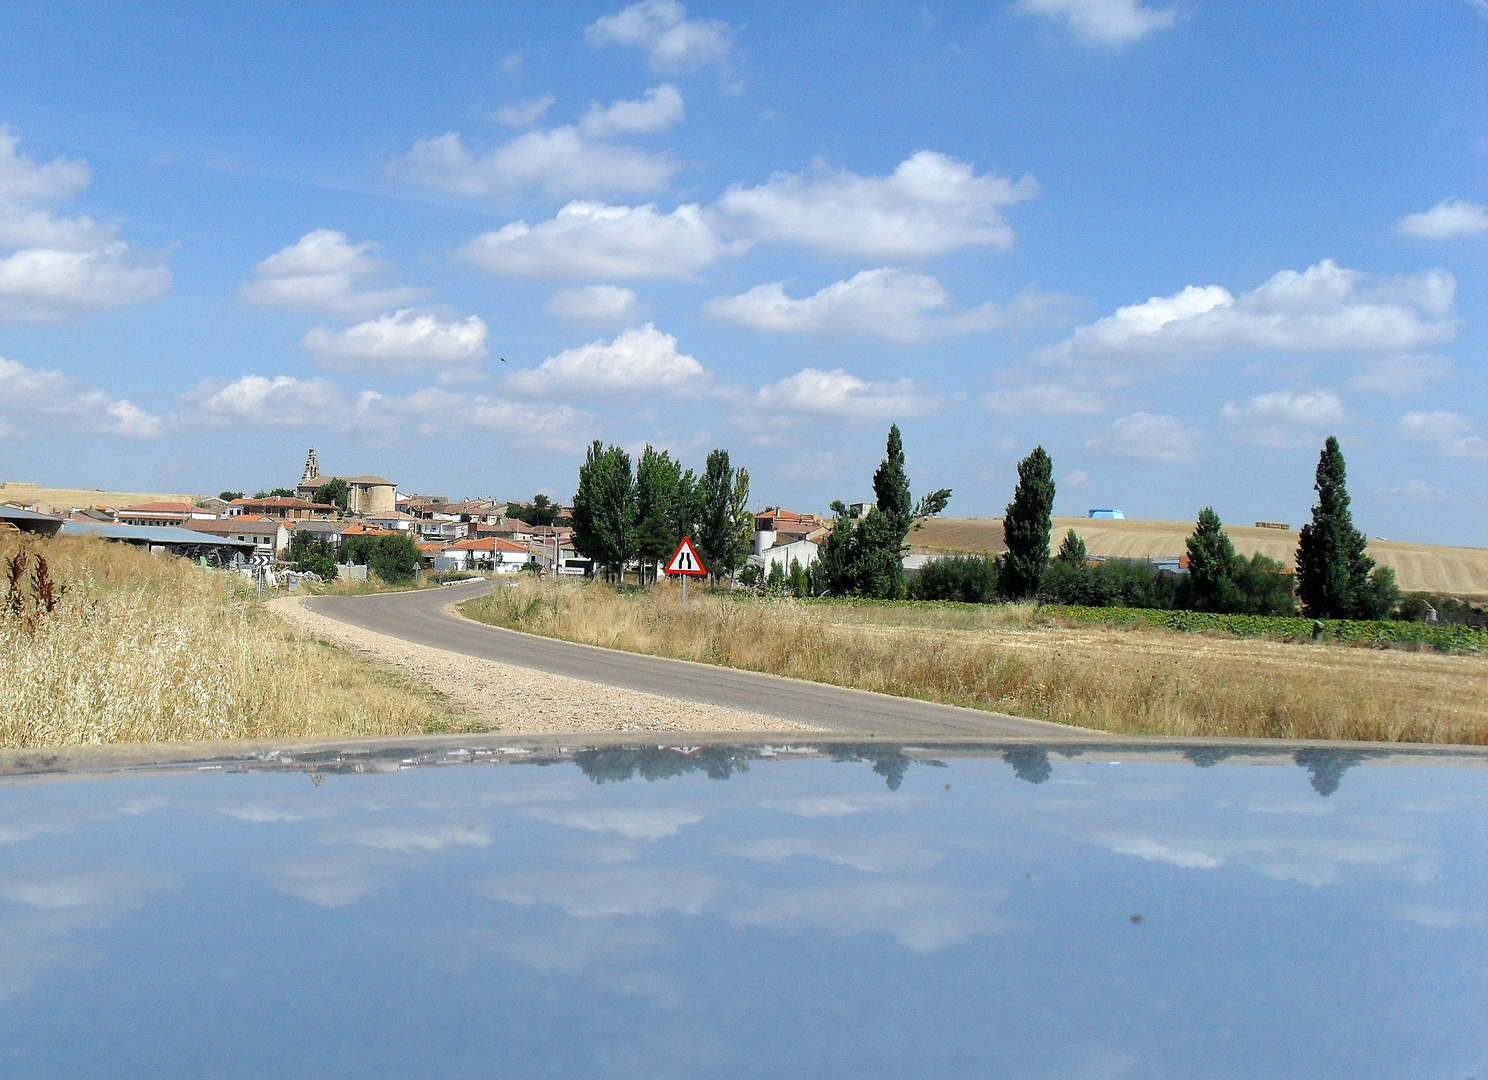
294,449,398,515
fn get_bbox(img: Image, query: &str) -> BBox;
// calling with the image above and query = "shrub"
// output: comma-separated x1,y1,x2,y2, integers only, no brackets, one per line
909,554,998,603
1040,559,1178,609
343,533,421,584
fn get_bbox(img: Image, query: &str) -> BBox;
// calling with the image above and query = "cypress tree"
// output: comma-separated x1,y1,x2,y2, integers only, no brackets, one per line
1002,446,1055,598
1295,437,1374,618
1055,528,1087,565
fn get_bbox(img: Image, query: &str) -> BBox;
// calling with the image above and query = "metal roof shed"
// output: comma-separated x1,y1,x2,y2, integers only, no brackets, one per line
0,505,64,536
61,521,256,564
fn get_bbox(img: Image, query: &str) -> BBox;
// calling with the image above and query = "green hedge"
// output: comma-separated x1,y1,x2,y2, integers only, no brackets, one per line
1042,605,1486,651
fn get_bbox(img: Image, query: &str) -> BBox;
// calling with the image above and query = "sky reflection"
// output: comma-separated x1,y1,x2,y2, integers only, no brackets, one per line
0,744,1482,1079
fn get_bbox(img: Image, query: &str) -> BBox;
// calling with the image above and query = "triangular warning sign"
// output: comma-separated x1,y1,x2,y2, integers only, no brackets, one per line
664,536,707,576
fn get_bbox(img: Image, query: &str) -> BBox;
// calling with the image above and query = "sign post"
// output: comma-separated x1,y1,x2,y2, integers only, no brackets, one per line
663,536,707,606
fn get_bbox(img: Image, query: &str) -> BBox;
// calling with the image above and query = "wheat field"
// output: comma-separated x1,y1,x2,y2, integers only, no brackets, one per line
463,579,1488,745
0,535,474,748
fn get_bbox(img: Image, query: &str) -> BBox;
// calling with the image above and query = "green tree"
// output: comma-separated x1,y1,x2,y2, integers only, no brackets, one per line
635,446,682,583
530,493,557,526
696,449,751,585
1295,437,1384,618
1001,446,1055,599
572,441,637,582
1185,508,1241,612
267,486,295,498
219,490,245,503
853,424,952,600
343,533,420,584
312,477,349,512
811,506,861,596
288,530,337,580
1055,528,1087,565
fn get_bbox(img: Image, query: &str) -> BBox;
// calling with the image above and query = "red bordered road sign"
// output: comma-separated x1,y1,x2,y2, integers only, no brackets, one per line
664,536,707,576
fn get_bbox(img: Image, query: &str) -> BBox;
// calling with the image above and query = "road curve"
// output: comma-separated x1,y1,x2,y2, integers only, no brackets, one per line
304,581,1092,740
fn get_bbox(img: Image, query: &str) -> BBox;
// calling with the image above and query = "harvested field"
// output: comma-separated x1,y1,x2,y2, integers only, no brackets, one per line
911,516,1488,597
462,579,1488,745
0,534,476,747
1,482,201,511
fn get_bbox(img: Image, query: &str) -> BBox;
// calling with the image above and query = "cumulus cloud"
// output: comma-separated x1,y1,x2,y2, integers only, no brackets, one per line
1396,411,1488,459
545,284,644,325
495,95,555,128
1397,197,1488,240
586,0,735,74
359,386,587,451
704,268,1069,343
1017,0,1178,47
0,356,160,438
1347,353,1455,396
1085,411,1203,463
507,323,705,397
1376,480,1448,504
300,309,488,381
459,201,720,279
717,151,1039,259
0,128,170,321
754,367,946,420
396,128,676,199
1035,260,1457,386
983,383,1108,415
1220,389,1351,449
580,84,685,137
238,230,429,317
175,373,347,429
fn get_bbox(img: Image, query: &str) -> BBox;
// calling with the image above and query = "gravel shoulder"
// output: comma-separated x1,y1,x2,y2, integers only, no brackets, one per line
267,595,817,735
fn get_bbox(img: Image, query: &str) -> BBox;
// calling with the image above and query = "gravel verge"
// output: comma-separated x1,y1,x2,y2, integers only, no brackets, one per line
267,595,815,734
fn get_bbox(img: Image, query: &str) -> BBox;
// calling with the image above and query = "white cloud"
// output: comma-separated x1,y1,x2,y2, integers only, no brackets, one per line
730,833,945,874
545,284,644,325
1397,197,1488,240
1085,412,1203,463
238,230,428,317
396,128,676,199
0,356,160,438
1347,353,1455,396
460,200,720,279
1396,411,1488,459
1220,389,1351,449
508,323,705,397
717,151,1038,258
580,84,685,137
521,805,703,842
755,367,946,420
343,826,491,853
358,386,587,451
704,268,1069,343
265,853,392,908
175,373,347,429
1017,0,1178,47
495,95,555,128
1036,260,1457,386
1102,836,1223,869
586,0,735,74
0,129,170,321
300,308,488,381
1063,469,1090,488
983,383,1109,415
1375,480,1447,504
484,865,721,918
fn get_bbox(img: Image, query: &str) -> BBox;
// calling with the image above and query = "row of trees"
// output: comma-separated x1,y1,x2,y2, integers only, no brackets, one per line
286,529,420,584
570,441,752,584
908,434,1399,620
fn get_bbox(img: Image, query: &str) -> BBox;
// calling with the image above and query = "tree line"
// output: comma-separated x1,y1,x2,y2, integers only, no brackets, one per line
570,441,753,584
907,434,1400,620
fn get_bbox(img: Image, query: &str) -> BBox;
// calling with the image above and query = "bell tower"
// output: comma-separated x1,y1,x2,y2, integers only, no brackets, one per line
300,448,320,487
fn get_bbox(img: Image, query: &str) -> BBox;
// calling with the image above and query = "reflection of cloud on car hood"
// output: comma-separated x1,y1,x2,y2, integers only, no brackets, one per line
341,825,491,853
732,879,1009,953
521,805,704,842
727,832,945,874
483,865,721,918
263,852,399,908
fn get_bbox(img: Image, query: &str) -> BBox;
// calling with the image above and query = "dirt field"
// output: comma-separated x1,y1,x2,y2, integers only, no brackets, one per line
911,517,1488,597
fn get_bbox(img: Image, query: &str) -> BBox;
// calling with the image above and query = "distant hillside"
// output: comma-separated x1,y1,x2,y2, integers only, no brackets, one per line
2,484,202,511
910,517,1488,598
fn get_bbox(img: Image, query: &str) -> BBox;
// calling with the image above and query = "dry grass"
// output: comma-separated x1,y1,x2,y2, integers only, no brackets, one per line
462,579,1488,744
0,535,477,748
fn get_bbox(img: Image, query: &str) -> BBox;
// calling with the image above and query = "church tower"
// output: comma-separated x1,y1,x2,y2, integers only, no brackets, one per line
300,448,320,487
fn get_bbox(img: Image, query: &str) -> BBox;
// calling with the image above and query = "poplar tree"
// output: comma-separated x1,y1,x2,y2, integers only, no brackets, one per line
1001,446,1055,598
1295,437,1374,618
634,445,681,583
572,441,636,582
697,449,750,585
1185,507,1241,612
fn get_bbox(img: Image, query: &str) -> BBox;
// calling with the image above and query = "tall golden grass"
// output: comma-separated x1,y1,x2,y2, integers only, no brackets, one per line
0,535,472,747
463,579,1488,744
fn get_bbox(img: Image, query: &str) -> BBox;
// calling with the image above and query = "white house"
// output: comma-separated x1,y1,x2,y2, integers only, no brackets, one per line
442,537,533,573
364,510,420,532
748,537,820,578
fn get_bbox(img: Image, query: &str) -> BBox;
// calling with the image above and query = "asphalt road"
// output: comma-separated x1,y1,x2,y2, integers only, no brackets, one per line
305,581,1090,740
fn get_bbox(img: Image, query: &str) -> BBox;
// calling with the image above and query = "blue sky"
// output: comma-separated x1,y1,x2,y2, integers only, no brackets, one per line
0,1,1483,544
